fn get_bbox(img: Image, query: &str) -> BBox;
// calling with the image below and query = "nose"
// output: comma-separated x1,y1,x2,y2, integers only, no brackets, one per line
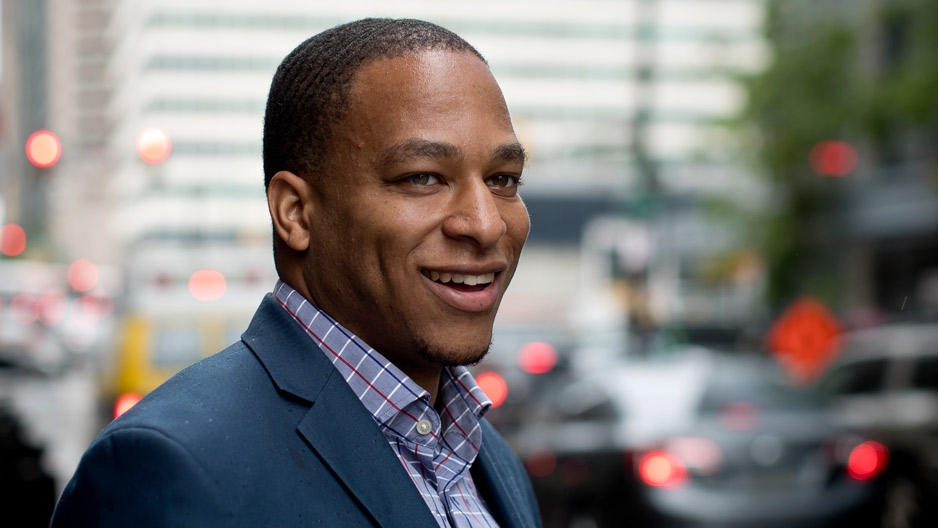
441,180,507,248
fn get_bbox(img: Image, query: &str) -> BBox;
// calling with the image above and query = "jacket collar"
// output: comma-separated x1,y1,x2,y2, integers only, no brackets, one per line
241,295,438,528
242,294,532,528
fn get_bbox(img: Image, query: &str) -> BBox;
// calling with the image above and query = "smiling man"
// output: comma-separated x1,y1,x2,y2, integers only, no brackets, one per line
52,18,540,528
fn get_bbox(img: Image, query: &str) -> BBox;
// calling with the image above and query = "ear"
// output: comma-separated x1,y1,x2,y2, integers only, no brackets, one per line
267,170,313,252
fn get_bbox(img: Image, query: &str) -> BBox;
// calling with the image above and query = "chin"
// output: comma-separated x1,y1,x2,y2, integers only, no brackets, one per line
414,339,491,368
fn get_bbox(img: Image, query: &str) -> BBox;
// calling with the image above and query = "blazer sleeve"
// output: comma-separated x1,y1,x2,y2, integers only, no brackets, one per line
51,426,235,528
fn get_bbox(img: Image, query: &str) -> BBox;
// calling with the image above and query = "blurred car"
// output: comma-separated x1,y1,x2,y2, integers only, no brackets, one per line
629,354,887,527
0,368,58,527
95,238,276,429
505,347,889,528
815,322,938,527
501,370,636,528
472,323,641,527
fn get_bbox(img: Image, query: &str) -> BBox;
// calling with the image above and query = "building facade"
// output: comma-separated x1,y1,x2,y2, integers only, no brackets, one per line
2,0,769,329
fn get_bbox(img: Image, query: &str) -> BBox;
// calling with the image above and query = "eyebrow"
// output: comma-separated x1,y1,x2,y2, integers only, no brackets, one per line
378,138,527,168
493,142,527,166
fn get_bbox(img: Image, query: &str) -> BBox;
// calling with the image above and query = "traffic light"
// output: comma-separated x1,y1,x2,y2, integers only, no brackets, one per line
24,130,61,169
189,269,227,301
137,128,172,164
0,223,27,257
810,140,856,177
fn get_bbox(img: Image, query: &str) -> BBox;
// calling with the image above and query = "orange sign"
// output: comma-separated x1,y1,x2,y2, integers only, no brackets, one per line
767,297,842,382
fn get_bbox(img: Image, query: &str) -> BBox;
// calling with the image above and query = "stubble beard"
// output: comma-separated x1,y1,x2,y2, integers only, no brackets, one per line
413,338,492,368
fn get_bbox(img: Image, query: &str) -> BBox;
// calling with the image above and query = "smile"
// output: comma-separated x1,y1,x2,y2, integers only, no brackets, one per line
420,268,502,312
422,270,495,287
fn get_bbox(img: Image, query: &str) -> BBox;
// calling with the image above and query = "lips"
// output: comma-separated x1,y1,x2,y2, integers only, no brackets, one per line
421,268,501,312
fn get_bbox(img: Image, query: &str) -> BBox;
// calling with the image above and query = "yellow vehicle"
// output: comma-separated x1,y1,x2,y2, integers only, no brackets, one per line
100,311,251,421
97,239,276,427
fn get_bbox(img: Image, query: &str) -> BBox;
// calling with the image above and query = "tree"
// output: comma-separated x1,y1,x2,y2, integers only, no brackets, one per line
736,0,938,311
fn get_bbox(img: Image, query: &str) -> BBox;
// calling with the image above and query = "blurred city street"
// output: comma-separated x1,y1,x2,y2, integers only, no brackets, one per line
1,362,97,494
3,0,938,526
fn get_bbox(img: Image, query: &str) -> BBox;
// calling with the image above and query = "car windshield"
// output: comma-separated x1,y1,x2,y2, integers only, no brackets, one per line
697,360,823,414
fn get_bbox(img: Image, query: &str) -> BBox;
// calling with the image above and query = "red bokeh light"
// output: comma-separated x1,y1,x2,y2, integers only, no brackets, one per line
810,140,857,177
114,393,142,419
847,441,889,481
1,224,27,257
137,128,172,164
94,291,114,319
525,449,557,477
189,269,227,301
10,293,38,325
518,341,558,374
719,402,760,431
638,451,688,488
72,295,104,324
37,292,67,326
67,259,99,292
25,130,62,168
767,297,842,382
476,371,509,408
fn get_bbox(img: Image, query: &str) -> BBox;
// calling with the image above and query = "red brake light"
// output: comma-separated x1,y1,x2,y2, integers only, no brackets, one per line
10,293,38,325
67,259,99,292
719,402,759,431
37,292,67,326
666,437,724,475
525,448,557,477
518,341,558,374
114,393,142,419
476,372,508,408
846,440,888,481
638,450,687,488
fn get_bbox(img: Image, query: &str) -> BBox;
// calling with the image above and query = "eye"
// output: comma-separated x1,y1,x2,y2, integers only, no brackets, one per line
486,174,522,192
405,173,440,186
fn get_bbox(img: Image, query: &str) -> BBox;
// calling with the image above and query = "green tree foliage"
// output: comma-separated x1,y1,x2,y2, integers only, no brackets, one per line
737,0,938,310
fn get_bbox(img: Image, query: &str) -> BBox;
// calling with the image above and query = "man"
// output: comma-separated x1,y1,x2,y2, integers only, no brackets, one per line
51,18,540,528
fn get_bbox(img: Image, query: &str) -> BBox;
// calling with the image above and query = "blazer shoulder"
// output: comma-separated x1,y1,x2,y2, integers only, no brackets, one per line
52,425,236,527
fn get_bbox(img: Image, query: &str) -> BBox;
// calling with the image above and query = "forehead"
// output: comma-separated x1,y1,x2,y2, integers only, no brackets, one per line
340,50,514,139
351,48,497,97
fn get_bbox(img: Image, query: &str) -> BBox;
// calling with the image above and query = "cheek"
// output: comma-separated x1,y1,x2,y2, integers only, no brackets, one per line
505,204,531,246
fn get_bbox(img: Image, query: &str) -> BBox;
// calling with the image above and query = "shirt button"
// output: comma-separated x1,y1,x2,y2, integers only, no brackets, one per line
416,420,432,435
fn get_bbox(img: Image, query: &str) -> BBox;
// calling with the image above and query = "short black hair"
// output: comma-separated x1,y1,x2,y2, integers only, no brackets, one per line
262,18,486,188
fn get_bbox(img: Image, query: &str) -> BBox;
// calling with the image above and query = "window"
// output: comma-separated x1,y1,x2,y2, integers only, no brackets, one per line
152,326,202,367
819,359,888,396
911,357,938,392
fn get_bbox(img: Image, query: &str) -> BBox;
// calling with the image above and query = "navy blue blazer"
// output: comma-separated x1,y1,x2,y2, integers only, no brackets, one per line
52,295,541,527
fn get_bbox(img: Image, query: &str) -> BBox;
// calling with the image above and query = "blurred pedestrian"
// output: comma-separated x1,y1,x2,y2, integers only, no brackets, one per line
51,18,538,527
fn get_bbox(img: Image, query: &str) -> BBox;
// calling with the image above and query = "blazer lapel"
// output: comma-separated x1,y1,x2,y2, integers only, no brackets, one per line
297,373,438,528
242,295,438,528
473,420,542,528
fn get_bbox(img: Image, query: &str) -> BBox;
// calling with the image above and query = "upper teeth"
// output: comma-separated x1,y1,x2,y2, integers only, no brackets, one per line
427,271,494,286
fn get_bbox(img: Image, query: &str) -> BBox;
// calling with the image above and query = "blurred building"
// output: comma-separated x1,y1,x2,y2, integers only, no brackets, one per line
757,0,938,321
2,0,770,332
835,2,938,320
1,0,114,261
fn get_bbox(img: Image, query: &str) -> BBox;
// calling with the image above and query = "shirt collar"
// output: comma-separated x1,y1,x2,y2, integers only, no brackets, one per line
272,281,492,448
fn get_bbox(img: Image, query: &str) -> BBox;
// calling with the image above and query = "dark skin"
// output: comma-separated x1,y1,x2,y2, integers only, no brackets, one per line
267,50,529,406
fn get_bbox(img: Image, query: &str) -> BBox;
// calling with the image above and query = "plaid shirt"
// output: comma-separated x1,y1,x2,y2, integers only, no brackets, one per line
273,281,500,528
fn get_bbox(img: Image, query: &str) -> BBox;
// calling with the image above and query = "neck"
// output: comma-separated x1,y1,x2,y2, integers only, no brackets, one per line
401,364,445,407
